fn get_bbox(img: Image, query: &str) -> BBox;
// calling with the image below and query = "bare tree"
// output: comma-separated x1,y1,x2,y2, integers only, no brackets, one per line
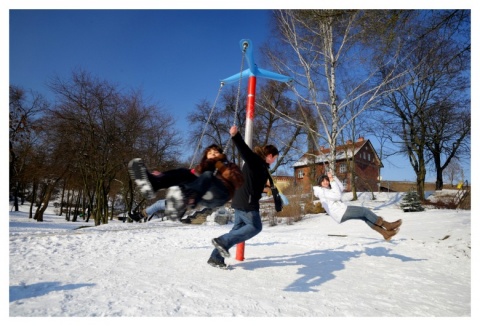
267,10,415,174
425,101,470,190
443,158,463,187
375,10,470,196
42,69,182,225
9,86,48,211
254,80,306,173
339,99,369,200
187,82,305,174
187,84,246,166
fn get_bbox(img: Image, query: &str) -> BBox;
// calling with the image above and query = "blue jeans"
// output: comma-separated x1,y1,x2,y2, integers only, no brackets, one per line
209,209,262,261
145,199,165,216
340,206,379,227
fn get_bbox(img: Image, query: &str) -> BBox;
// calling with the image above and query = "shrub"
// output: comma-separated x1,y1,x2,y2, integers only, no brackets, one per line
277,201,303,221
304,201,325,214
400,189,425,212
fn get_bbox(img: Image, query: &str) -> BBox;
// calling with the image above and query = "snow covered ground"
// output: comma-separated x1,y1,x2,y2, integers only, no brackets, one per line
6,191,474,321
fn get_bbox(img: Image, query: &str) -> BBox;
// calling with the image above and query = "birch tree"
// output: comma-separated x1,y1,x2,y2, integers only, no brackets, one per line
267,10,413,172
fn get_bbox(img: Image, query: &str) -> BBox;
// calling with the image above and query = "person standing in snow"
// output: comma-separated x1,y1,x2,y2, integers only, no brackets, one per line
208,125,279,269
313,172,402,241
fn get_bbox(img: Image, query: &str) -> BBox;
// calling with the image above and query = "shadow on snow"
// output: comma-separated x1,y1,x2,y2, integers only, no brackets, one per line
10,281,96,302
237,242,425,293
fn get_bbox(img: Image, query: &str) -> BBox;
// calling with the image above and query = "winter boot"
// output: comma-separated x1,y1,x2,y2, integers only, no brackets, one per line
128,158,155,200
371,223,399,241
376,217,402,231
180,216,192,224
165,186,187,220
207,256,227,269
377,217,402,231
212,238,230,258
128,209,147,222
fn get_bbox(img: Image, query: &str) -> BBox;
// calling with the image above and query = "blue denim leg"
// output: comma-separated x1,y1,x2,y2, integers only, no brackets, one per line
217,209,263,250
145,199,165,216
340,206,379,227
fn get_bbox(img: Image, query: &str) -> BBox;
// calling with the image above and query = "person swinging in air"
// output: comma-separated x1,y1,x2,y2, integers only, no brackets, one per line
313,171,402,241
128,144,244,221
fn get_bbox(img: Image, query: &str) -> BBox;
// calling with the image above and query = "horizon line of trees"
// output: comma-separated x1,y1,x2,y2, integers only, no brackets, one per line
9,9,471,223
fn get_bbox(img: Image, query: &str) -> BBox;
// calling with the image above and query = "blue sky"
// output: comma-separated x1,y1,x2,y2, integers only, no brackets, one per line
9,9,272,128
8,8,473,183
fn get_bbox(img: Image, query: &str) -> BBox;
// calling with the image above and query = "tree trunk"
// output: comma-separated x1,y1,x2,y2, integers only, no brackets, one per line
34,184,56,222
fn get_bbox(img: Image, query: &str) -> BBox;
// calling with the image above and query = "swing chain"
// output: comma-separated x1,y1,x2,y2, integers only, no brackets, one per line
225,46,247,153
190,44,247,168
189,83,224,169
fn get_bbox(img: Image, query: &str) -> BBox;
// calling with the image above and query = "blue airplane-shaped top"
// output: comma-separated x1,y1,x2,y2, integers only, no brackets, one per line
221,39,293,84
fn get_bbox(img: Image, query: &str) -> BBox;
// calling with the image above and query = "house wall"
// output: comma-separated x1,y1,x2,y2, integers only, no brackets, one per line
293,141,380,193
294,163,379,192
353,160,380,191
294,164,329,192
352,145,381,192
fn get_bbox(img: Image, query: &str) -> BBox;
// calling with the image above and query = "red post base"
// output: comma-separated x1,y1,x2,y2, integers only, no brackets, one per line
235,242,245,261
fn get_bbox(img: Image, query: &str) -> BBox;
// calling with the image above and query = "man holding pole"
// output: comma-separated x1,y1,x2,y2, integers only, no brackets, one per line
208,125,279,269
209,39,289,267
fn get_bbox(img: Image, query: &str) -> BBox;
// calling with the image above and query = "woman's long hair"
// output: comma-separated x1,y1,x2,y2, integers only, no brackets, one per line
200,144,223,163
196,144,224,173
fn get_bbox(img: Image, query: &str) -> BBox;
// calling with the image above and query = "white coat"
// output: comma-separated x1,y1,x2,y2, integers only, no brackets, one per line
312,176,347,223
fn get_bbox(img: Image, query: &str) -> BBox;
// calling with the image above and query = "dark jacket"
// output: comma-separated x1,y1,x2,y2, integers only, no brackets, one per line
230,133,269,211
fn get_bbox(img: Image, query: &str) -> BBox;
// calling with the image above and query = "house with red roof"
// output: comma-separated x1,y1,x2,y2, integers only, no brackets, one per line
292,137,383,193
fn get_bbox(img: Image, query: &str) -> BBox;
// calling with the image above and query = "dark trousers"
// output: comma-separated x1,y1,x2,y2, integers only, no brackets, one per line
147,168,197,192
184,171,230,208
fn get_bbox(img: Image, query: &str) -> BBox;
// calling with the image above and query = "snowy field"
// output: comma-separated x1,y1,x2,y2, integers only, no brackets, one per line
6,191,474,322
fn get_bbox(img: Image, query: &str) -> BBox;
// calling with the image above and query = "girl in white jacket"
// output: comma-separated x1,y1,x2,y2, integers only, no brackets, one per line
313,172,401,241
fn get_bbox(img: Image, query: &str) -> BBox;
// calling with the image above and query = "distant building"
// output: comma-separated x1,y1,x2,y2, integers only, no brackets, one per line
292,137,383,192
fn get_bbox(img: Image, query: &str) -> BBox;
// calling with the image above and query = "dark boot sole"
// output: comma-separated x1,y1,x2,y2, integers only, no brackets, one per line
128,159,155,199
212,238,230,258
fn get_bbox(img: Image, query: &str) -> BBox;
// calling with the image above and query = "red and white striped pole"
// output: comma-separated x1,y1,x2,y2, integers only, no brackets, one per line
235,75,257,261
221,39,291,261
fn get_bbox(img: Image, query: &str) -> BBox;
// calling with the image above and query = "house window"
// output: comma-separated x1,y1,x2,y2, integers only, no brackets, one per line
297,170,304,179
342,179,348,188
339,163,347,173
368,153,371,161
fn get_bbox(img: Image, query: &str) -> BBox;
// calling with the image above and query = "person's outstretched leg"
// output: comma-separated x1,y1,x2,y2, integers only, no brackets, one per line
376,217,402,231
370,224,399,241
148,168,197,191
128,158,155,199
145,199,165,216
340,206,399,241
211,210,262,258
128,158,197,199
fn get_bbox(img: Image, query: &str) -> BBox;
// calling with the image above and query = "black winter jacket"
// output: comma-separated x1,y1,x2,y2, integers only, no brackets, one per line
230,133,270,211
